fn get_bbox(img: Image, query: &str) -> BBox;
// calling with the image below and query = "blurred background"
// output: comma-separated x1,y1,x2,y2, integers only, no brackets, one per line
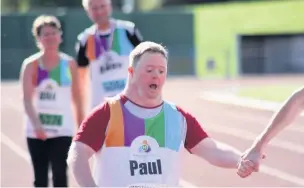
2,0,304,80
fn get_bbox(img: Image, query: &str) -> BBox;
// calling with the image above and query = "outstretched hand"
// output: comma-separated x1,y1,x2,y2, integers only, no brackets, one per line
237,147,266,178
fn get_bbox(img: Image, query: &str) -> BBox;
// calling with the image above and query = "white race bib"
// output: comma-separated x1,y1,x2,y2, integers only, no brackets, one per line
91,50,128,96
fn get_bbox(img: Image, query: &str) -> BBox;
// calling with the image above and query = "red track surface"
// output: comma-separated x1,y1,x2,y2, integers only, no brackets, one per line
1,77,304,187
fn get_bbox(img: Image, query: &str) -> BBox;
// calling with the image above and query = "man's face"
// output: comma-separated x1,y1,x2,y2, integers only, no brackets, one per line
130,52,167,99
86,0,112,26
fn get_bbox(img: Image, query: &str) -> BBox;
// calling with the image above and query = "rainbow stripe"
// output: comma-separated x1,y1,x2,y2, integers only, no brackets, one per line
86,28,134,62
35,59,71,87
105,99,184,152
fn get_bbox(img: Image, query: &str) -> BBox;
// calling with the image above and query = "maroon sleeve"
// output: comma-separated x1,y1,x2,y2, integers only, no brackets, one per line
74,102,110,152
176,106,209,153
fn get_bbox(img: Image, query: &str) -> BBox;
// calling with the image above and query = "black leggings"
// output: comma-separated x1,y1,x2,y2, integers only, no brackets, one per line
27,136,72,187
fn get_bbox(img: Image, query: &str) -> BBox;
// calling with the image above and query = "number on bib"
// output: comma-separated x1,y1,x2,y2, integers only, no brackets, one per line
102,79,126,92
39,113,63,126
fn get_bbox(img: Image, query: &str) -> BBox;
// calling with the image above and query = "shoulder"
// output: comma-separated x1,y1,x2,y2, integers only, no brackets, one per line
60,52,74,62
88,101,111,119
115,19,137,34
115,19,135,28
20,53,41,82
78,101,111,134
169,102,194,120
105,94,124,103
173,104,205,133
59,52,77,69
77,25,96,46
163,101,197,122
74,101,111,152
172,104,209,152
22,52,41,70
23,52,41,64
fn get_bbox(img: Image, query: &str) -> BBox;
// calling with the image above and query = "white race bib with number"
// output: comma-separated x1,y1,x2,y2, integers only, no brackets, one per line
90,50,129,107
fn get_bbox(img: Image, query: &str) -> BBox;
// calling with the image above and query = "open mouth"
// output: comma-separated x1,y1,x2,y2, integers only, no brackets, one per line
149,84,158,90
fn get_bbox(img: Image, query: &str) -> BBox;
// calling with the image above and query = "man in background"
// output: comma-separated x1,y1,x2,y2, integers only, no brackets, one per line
75,0,143,111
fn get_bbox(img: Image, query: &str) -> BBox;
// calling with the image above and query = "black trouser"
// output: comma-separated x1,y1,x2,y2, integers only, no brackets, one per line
27,136,72,187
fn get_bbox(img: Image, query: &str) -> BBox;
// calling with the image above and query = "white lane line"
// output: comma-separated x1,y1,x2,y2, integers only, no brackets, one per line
1,132,31,163
260,165,304,186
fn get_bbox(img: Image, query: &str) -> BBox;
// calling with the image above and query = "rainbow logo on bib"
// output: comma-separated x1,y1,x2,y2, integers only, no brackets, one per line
138,140,151,153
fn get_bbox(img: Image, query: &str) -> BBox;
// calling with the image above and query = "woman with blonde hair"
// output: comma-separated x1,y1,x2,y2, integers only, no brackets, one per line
19,15,84,187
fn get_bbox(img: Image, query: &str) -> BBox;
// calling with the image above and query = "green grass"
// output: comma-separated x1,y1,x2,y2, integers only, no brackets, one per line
237,85,302,103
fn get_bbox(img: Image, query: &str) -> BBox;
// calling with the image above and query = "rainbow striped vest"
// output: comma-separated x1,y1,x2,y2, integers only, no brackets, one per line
84,20,135,108
25,53,75,138
93,97,187,187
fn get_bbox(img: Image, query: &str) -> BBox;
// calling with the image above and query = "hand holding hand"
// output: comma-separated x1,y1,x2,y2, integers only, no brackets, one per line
237,146,266,178
237,159,256,178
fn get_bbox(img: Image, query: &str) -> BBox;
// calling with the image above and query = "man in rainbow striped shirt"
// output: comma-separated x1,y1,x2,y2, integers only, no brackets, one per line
75,0,143,111
67,41,255,187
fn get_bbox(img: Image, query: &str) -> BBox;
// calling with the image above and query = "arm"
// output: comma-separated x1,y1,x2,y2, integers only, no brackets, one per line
75,40,90,112
191,138,241,169
237,88,304,177
180,107,241,169
20,60,46,139
67,141,97,187
253,87,304,150
69,59,85,127
67,102,110,187
78,67,89,113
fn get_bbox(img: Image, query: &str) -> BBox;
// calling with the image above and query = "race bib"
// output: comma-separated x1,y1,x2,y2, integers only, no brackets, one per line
39,113,63,127
102,79,126,92
99,51,124,74
38,108,64,129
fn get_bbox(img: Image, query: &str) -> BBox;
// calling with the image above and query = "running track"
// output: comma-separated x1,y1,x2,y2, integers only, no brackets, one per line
1,77,304,187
